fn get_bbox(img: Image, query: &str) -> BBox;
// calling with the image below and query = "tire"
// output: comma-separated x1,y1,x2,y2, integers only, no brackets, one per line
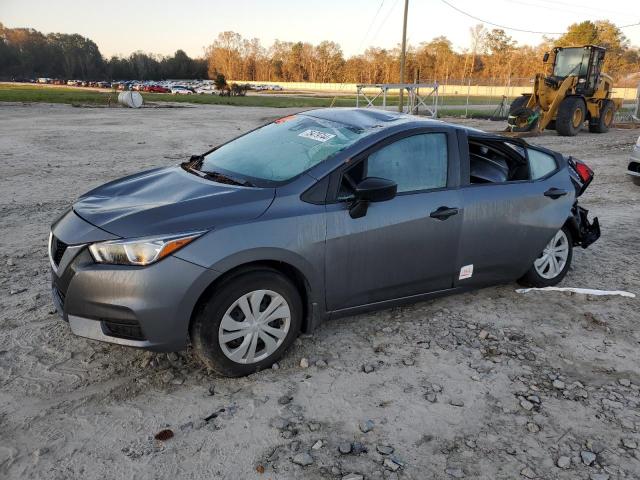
509,94,531,115
518,226,573,287
508,107,539,132
545,120,556,131
588,99,614,133
556,96,586,136
190,269,302,377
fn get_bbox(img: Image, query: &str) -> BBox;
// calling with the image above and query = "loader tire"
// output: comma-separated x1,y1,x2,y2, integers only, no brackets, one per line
556,96,585,136
507,107,539,132
588,99,614,133
509,94,531,115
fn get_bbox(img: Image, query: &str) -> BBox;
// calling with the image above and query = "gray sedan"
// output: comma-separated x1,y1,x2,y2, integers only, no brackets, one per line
49,108,600,376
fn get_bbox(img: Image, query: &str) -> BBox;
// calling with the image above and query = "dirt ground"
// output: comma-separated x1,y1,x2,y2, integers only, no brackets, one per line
1,103,639,480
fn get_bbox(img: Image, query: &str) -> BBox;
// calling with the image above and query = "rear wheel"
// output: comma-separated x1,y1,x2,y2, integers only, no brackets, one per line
556,97,585,136
589,99,614,133
518,227,573,287
190,269,302,377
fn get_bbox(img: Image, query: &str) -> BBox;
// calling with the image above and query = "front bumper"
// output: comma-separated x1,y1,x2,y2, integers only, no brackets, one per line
50,211,219,352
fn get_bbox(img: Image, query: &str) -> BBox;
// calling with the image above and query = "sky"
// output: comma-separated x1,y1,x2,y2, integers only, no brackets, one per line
1,0,639,58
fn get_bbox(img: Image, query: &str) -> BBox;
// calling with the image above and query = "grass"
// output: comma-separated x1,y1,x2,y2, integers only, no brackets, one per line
0,84,347,108
0,83,513,109
0,84,524,124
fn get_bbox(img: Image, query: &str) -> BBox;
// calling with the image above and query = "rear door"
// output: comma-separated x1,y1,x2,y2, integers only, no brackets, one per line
324,128,463,311
455,134,574,287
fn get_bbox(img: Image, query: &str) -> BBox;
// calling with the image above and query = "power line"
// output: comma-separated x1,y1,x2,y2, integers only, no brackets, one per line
524,0,629,17
440,0,564,34
358,1,386,51
441,0,640,33
370,0,401,45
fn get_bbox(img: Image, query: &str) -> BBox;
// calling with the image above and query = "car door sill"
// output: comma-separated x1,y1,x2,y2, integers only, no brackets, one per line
327,286,472,320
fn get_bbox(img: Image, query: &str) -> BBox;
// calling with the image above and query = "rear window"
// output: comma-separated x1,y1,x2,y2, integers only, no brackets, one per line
528,148,558,179
200,114,374,184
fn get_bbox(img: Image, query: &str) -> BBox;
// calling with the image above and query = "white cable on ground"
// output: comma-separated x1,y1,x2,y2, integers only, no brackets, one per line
516,287,635,298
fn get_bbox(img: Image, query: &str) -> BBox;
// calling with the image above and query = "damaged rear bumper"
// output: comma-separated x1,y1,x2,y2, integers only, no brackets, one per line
570,204,600,248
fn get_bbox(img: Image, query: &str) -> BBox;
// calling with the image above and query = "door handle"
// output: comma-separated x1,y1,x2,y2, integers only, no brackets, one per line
544,188,568,199
430,206,459,220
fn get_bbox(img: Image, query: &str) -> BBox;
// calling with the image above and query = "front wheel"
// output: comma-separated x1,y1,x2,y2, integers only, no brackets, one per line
556,97,585,136
518,227,573,287
190,269,302,377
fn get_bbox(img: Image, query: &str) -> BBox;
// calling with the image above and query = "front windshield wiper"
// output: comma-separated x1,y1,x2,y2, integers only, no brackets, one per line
181,157,255,187
202,170,255,187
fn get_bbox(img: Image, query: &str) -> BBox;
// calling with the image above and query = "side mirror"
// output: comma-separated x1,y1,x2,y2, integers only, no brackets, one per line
543,52,549,63
349,177,397,219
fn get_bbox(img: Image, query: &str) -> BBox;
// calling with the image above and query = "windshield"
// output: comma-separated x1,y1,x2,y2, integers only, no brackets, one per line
553,48,589,77
198,114,373,185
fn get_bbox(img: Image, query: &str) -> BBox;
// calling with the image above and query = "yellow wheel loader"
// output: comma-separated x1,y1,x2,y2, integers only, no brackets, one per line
507,45,623,136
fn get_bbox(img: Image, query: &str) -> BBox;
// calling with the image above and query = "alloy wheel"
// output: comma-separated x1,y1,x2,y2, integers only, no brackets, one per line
534,230,569,279
218,290,291,364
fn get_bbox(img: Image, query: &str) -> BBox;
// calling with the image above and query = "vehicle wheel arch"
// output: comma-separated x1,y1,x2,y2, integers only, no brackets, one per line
189,258,317,339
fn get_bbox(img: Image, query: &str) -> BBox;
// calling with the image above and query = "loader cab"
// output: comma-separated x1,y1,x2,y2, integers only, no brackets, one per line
549,45,606,95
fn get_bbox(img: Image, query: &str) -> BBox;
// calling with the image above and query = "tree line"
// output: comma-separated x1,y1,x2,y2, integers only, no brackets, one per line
205,22,639,86
0,23,206,80
1,20,638,86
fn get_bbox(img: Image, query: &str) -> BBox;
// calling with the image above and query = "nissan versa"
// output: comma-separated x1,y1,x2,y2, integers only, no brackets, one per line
49,108,600,376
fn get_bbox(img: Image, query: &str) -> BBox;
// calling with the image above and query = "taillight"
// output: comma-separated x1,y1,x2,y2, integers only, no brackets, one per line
574,160,593,183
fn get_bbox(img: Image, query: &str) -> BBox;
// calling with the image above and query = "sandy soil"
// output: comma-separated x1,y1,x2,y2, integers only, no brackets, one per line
1,103,639,480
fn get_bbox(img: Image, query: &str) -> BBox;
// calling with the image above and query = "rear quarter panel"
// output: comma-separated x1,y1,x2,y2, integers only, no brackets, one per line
454,149,576,287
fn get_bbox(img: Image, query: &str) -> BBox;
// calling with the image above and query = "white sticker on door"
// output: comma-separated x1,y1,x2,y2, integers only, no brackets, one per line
459,264,474,280
298,129,336,142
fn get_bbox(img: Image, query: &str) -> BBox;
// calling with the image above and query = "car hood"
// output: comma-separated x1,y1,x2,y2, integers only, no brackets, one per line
73,166,275,238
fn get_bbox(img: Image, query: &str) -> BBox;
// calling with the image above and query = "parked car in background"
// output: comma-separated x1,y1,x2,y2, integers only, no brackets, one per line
49,108,600,377
627,135,640,185
195,86,218,95
148,85,171,93
171,85,195,95
271,85,283,91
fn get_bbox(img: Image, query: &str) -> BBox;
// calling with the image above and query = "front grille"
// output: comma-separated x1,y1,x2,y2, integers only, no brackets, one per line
101,319,146,341
51,235,68,266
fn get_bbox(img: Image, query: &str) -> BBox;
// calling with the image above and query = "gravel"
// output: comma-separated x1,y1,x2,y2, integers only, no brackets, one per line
2,106,639,480
581,451,597,466
556,456,571,469
292,452,313,466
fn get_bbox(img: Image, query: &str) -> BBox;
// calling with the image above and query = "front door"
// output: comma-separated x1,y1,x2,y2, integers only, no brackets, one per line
324,130,462,311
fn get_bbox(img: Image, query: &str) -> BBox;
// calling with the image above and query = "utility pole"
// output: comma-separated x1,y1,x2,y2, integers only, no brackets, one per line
398,0,409,112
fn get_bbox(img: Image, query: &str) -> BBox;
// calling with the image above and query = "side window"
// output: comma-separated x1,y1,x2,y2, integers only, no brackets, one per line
366,133,448,193
528,148,557,180
469,140,529,184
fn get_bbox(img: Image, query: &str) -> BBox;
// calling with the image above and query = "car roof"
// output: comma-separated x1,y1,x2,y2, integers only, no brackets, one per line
301,108,492,138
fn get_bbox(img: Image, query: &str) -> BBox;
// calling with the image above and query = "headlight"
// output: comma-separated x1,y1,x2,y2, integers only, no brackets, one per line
89,232,203,266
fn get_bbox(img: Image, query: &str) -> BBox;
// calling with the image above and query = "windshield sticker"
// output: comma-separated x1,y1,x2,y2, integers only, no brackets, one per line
298,129,336,143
